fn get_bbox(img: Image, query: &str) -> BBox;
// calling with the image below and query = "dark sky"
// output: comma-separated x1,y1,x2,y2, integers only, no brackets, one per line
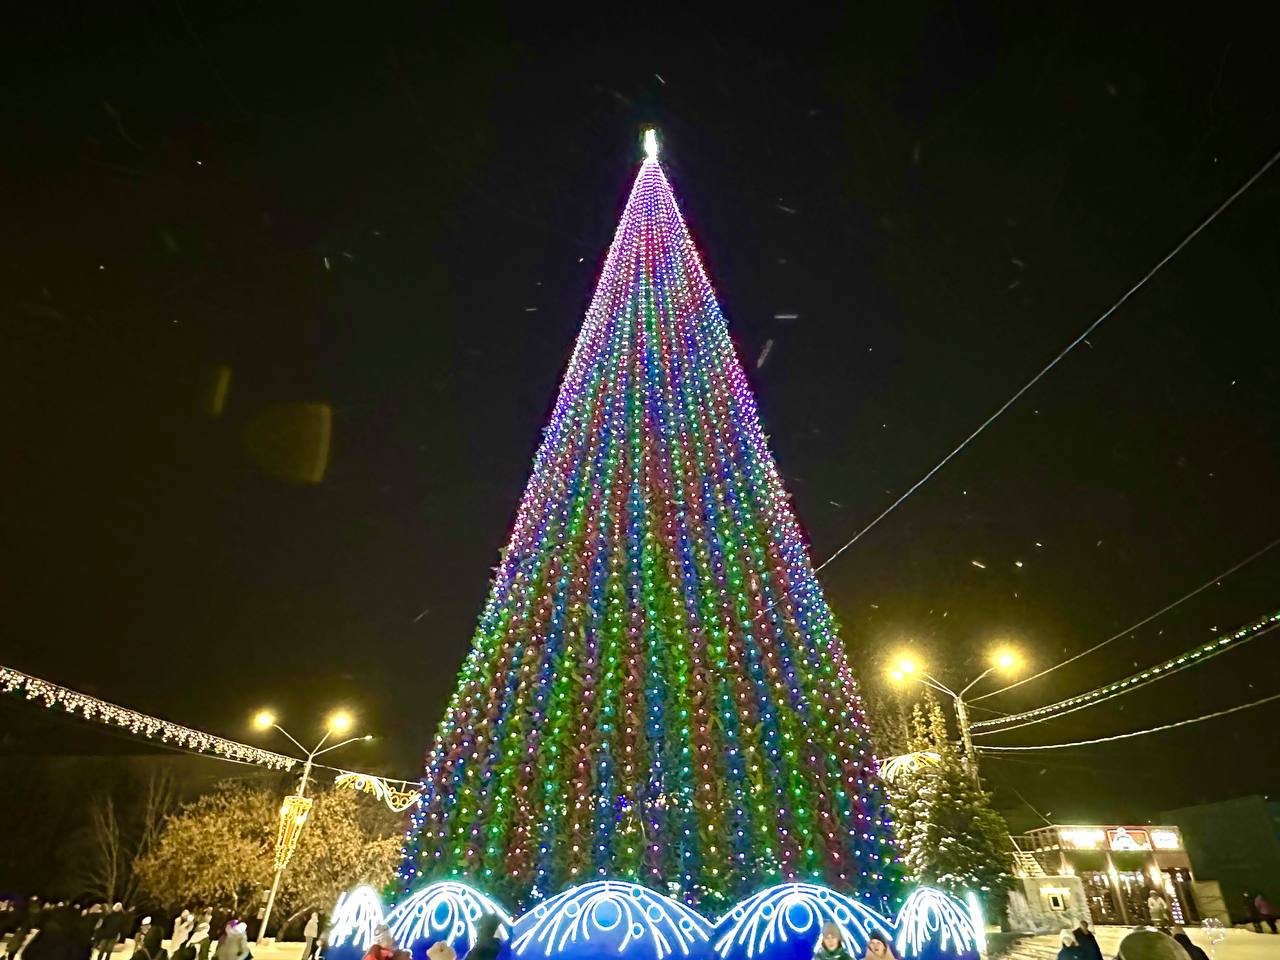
4,5,1279,833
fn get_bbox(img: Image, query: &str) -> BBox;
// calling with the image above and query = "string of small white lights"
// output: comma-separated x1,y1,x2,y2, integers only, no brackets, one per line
2,663,426,809
0,664,298,770
970,611,1280,735
810,146,1280,578
973,535,1280,702
974,689,1280,751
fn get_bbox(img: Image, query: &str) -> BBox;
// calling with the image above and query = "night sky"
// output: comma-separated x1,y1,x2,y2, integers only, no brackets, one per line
5,6,1280,832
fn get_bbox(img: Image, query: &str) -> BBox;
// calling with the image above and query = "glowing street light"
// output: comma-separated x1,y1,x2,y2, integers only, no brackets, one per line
251,709,369,945
886,644,1026,784
327,709,353,734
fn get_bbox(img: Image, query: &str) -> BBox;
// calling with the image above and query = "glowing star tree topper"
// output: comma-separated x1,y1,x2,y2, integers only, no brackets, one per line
399,135,900,910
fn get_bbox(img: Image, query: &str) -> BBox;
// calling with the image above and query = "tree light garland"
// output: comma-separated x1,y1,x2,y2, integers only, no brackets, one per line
400,133,897,910
0,665,297,770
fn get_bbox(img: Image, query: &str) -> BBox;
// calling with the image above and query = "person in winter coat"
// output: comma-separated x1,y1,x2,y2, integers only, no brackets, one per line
461,916,500,960
301,914,320,960
1146,892,1171,929
93,906,127,960
1072,920,1103,960
23,910,91,960
1056,929,1085,960
130,927,167,960
212,924,247,960
170,915,193,955
362,926,395,960
812,923,852,960
1170,926,1208,960
1255,893,1278,934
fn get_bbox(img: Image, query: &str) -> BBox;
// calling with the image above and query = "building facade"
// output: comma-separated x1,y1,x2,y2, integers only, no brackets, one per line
1016,824,1198,925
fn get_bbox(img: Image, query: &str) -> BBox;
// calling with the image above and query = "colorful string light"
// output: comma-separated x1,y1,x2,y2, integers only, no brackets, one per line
399,134,898,909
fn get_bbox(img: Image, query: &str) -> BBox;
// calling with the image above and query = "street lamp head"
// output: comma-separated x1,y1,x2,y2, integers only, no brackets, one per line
253,710,276,731
992,647,1021,672
896,656,919,675
327,710,354,734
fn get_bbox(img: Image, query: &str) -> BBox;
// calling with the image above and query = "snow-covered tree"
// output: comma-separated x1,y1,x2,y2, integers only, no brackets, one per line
890,696,1014,914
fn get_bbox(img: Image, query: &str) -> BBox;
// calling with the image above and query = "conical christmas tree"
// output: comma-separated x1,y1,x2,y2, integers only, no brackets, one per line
400,133,899,911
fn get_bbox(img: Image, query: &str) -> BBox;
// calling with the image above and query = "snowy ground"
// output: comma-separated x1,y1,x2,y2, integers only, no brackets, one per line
996,925,1279,960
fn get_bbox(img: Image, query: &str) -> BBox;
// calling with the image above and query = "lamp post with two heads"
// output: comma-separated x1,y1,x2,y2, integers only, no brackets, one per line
251,709,371,945
888,647,1023,785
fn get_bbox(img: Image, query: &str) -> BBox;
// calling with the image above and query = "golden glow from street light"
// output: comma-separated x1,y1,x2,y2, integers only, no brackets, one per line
253,709,277,731
327,709,354,734
887,655,919,685
992,647,1021,672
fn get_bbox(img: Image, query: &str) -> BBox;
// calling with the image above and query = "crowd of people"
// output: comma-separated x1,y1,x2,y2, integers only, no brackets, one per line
0,900,322,960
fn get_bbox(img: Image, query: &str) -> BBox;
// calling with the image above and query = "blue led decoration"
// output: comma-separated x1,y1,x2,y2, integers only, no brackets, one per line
712,883,893,960
892,888,981,960
326,881,979,960
328,885,387,960
386,881,514,960
510,881,712,960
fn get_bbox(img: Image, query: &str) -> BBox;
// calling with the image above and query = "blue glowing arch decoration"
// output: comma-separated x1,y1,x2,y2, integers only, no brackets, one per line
511,881,712,960
386,881,514,960
328,885,387,960
712,883,894,960
891,888,981,960
327,881,980,960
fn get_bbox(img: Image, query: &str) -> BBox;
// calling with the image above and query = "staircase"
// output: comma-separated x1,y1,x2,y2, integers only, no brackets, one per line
1009,835,1046,878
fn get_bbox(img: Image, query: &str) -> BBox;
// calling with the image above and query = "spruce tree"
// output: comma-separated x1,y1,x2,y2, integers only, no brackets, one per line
890,696,1014,915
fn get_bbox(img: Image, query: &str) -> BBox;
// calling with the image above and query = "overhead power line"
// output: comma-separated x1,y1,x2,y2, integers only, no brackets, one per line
813,146,1280,577
971,609,1280,735
974,535,1280,701
975,689,1280,752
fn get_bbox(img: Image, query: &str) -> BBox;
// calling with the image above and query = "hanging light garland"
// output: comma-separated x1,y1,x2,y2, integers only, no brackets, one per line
0,665,297,770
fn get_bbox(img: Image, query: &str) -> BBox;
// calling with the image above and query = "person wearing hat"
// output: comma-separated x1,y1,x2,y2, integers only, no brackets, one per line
813,922,852,960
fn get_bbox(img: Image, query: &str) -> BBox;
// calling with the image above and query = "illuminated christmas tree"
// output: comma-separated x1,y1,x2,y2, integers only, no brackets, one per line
400,132,899,911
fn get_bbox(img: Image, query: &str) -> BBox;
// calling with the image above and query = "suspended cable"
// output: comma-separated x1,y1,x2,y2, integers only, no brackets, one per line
975,689,1280,752
971,611,1280,735
974,536,1280,701
812,147,1280,577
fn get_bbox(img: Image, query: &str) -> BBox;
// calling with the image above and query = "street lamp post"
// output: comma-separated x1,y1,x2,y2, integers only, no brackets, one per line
889,649,1021,785
252,709,370,946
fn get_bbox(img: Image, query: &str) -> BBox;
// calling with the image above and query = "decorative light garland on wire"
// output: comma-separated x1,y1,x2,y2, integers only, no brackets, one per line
333,771,423,812
975,689,1280,752
0,664,297,770
972,536,1280,702
971,610,1280,734
878,752,941,785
